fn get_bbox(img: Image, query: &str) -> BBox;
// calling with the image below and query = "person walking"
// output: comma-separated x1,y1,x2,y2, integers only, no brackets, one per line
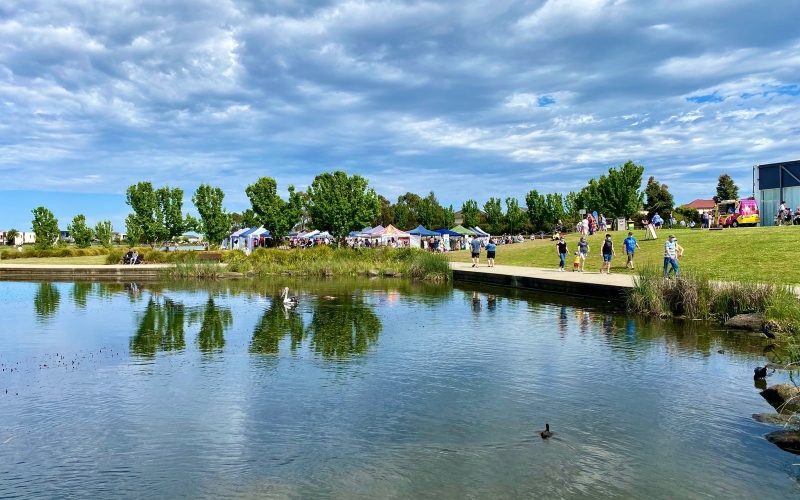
578,236,590,272
580,216,589,237
600,234,616,274
556,235,568,272
470,236,483,267
664,234,680,277
623,231,641,269
486,238,497,267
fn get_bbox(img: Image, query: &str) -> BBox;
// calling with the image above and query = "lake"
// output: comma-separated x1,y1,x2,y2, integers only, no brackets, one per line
1,278,798,499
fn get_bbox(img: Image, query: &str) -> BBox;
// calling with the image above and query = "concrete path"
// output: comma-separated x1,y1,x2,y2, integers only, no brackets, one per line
0,263,173,269
451,262,635,288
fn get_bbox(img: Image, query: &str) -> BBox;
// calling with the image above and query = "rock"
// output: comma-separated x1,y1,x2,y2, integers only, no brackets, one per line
220,272,244,279
761,383,800,412
384,269,395,277
367,269,379,277
753,413,800,426
724,313,764,331
766,430,800,454
246,271,255,277
280,271,292,276
393,273,403,278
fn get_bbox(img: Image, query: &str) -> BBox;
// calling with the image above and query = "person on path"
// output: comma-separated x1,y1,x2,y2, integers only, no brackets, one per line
470,236,483,267
623,231,641,269
556,235,568,272
486,238,497,267
599,214,607,231
600,234,616,274
664,234,680,277
580,216,589,237
577,236,590,272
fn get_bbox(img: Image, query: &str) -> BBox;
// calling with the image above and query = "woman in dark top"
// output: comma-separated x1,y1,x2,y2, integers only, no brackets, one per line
556,235,568,272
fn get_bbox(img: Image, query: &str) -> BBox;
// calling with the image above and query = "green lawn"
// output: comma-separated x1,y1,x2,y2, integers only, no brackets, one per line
0,256,109,265
449,225,800,285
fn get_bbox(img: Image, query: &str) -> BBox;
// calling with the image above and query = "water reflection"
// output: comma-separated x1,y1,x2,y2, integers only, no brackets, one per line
307,295,381,358
33,283,60,319
70,283,93,308
250,302,305,355
190,297,231,354
130,297,187,357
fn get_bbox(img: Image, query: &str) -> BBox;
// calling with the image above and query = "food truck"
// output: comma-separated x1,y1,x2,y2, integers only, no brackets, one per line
714,199,760,227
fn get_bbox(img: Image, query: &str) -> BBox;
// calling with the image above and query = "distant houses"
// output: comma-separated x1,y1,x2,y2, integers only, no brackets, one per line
0,231,36,246
682,199,716,214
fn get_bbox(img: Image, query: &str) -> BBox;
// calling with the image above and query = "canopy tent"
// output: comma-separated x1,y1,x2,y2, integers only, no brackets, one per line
237,227,261,249
369,224,410,237
450,225,477,236
316,231,332,239
299,230,320,239
408,225,439,237
245,227,270,250
224,228,249,248
435,228,462,237
472,226,490,237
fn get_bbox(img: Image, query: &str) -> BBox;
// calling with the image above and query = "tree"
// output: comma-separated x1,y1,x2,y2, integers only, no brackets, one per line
417,191,440,229
714,174,739,203
67,215,94,248
31,206,60,250
5,228,19,245
675,206,701,224
94,220,113,248
505,197,525,234
230,212,244,231
193,184,231,247
125,182,196,247
643,176,675,219
589,160,645,218
306,171,380,241
374,195,396,227
524,190,546,231
442,205,455,229
245,177,303,239
544,193,566,228
461,199,480,228
483,197,504,234
396,192,422,229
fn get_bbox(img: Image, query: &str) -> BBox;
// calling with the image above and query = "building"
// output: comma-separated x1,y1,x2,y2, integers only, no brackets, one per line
756,160,800,225
0,231,36,246
682,199,716,214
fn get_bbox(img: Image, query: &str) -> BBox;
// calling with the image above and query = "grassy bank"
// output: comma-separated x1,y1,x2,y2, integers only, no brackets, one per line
224,246,452,281
0,256,109,265
0,247,111,260
448,225,800,285
627,266,800,334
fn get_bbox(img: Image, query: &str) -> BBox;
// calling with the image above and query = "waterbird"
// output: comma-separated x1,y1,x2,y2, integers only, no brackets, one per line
754,366,768,379
280,287,299,306
762,325,776,339
540,423,553,439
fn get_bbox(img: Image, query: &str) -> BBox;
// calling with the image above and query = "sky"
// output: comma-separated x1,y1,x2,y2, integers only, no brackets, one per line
1,0,799,231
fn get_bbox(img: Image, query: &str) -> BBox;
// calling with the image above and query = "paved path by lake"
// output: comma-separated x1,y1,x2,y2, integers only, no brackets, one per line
451,262,636,287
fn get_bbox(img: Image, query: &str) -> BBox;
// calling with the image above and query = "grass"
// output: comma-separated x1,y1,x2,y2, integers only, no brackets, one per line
448,225,800,285
0,246,110,260
158,261,223,279
0,256,109,265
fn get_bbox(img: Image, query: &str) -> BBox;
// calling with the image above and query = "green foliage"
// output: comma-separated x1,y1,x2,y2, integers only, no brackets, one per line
461,199,480,228
584,160,645,218
31,206,60,250
394,202,410,229
505,197,525,234
67,214,95,248
714,173,739,203
675,206,701,224
417,191,439,229
125,182,196,247
442,205,455,229
94,220,113,248
524,190,546,231
564,191,582,225
230,212,244,231
643,176,675,219
396,192,422,229
306,171,380,241
483,197,504,234
245,177,303,238
193,184,231,247
375,195,396,227
5,228,19,245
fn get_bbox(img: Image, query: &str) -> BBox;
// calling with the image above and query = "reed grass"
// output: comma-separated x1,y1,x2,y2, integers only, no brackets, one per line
158,261,222,279
1,247,109,260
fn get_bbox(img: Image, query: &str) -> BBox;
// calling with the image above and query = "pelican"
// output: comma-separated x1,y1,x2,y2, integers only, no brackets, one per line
280,287,299,306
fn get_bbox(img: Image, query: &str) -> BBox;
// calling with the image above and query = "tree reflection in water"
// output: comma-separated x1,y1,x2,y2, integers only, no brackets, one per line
191,297,232,354
250,303,305,355
130,297,186,357
34,283,60,319
307,296,381,358
70,283,93,308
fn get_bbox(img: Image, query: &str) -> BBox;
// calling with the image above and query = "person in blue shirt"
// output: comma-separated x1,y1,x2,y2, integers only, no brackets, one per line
664,234,680,277
486,238,497,267
623,231,641,270
470,237,483,267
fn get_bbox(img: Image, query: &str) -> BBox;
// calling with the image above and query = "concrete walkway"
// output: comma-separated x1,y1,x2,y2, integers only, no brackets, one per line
0,263,173,281
451,262,635,288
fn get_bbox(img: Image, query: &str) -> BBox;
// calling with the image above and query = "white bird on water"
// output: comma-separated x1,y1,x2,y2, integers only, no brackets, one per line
280,287,299,306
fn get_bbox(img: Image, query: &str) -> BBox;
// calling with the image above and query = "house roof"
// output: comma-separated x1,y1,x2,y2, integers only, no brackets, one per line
684,199,716,209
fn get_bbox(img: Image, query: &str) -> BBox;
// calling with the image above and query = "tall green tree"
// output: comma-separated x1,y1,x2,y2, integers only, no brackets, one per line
714,173,739,203
442,205,456,229
483,197,504,234
125,182,196,247
306,171,380,241
5,228,19,245
417,191,440,229
461,199,480,228
31,206,60,250
564,191,582,225
589,160,645,218
544,193,566,227
524,190,546,231
505,197,525,234
193,184,231,246
643,176,675,219
67,214,94,248
94,220,113,248
396,192,422,228
394,202,409,229
245,177,304,238
374,195,396,227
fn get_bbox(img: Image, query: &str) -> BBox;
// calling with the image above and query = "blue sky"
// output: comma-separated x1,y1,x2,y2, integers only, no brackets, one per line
1,0,799,231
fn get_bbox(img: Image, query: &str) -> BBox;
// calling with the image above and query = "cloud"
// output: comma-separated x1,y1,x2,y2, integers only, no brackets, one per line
0,0,799,223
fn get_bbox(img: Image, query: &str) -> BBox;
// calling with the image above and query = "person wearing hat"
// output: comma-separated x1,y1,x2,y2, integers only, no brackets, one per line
664,234,680,277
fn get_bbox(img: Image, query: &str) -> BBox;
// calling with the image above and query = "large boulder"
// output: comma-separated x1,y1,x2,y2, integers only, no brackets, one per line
766,431,800,454
753,413,799,426
760,383,800,412
724,313,764,331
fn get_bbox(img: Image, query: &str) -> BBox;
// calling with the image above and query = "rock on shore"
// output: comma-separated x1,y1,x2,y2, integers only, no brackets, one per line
766,431,800,454
760,383,800,412
724,313,764,331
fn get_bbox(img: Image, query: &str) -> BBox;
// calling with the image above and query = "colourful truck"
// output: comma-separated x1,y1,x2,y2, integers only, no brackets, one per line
714,199,760,227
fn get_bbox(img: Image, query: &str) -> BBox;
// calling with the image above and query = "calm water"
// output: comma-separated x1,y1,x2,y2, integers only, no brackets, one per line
1,278,798,499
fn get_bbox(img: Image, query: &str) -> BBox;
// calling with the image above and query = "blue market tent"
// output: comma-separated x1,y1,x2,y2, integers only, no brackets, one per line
435,228,463,237
472,226,490,237
408,225,439,237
